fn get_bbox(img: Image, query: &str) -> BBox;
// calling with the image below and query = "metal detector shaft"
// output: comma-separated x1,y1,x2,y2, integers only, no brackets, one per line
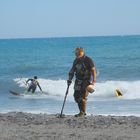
60,85,70,117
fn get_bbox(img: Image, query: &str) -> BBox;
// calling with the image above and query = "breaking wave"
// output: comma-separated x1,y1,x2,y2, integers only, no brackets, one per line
14,78,140,100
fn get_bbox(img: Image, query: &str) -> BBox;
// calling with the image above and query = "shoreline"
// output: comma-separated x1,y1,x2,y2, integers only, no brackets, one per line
0,112,140,140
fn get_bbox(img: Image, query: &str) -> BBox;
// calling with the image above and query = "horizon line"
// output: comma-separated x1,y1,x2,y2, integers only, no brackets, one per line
0,34,140,40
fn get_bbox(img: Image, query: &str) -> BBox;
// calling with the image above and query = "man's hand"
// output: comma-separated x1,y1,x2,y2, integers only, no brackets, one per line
91,80,96,85
67,80,72,86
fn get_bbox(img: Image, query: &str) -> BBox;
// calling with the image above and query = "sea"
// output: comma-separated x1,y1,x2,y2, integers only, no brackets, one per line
0,35,140,116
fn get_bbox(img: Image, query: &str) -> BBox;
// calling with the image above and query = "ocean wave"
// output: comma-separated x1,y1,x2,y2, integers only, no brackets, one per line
14,78,140,100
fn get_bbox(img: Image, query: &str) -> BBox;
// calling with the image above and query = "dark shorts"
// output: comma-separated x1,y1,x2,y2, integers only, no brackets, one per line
74,79,90,103
28,84,37,93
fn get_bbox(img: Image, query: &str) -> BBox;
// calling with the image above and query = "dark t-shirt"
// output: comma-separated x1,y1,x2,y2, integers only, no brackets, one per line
72,56,94,80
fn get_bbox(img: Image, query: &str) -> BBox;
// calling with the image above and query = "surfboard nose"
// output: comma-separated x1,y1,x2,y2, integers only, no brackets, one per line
115,89,123,97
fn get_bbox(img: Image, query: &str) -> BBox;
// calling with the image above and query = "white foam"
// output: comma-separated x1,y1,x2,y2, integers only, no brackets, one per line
94,80,140,100
14,78,140,100
14,78,74,100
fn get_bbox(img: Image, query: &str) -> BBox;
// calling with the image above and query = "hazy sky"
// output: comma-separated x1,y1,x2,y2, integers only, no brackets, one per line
0,0,140,38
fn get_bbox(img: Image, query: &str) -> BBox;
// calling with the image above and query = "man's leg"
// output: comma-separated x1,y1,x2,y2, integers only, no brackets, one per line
74,91,82,113
27,86,31,92
81,90,89,115
80,81,90,115
74,90,86,117
74,81,89,117
32,86,36,93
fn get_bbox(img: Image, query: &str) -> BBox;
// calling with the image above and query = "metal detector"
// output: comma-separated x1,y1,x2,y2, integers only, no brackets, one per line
59,84,70,118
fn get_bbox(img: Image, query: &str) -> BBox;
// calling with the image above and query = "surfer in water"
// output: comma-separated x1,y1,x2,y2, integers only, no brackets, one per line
26,76,42,93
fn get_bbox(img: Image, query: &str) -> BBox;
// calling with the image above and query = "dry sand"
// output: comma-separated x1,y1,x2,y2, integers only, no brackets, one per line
0,112,140,140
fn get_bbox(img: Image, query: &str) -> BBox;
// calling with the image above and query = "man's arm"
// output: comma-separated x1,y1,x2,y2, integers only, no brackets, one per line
37,83,42,92
87,56,96,85
67,60,76,85
68,67,75,81
91,67,96,85
26,79,32,83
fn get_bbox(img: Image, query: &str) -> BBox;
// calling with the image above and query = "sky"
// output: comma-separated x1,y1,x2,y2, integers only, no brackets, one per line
0,0,140,39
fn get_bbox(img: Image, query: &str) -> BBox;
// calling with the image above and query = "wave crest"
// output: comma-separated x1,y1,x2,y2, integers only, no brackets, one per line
14,78,140,100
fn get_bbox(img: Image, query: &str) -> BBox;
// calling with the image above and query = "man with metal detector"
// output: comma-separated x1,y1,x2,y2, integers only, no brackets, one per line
67,47,96,117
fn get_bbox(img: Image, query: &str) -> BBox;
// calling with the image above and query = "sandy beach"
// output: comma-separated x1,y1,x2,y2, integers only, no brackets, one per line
0,112,140,140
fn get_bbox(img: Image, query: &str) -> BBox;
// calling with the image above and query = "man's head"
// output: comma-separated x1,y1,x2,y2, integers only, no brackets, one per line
75,47,85,58
34,76,37,79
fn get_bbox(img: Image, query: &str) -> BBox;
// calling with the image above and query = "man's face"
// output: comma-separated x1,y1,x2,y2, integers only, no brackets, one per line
75,50,80,58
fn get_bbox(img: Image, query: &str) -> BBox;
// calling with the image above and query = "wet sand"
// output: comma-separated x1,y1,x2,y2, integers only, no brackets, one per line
0,112,140,140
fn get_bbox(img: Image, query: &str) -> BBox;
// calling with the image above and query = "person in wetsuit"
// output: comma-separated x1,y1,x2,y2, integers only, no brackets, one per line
26,76,42,93
67,47,96,117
